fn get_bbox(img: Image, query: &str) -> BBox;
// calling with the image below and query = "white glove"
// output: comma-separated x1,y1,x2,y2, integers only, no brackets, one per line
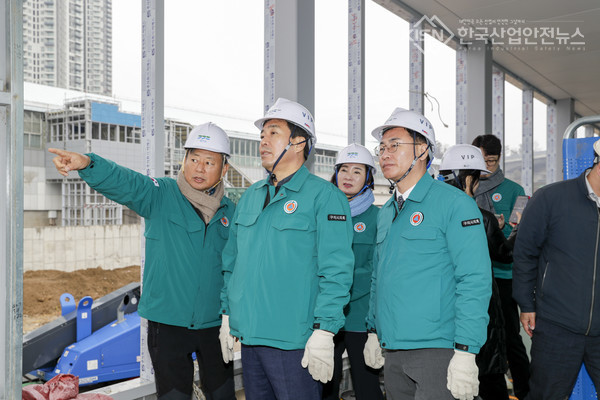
447,350,479,400
363,332,385,369
218,315,235,363
301,329,335,383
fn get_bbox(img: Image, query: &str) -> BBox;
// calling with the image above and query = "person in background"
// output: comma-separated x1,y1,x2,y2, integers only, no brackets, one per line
219,98,354,400
364,108,491,400
49,123,236,400
439,144,521,400
513,139,600,399
472,134,530,400
322,143,384,400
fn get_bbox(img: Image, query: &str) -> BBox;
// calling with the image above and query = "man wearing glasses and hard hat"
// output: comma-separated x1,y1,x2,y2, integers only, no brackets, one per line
219,98,354,399
49,122,236,400
363,108,491,400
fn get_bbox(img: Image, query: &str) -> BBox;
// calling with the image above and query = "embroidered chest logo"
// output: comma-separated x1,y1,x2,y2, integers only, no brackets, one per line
354,222,366,233
410,212,424,226
492,193,502,202
220,216,229,227
284,200,298,214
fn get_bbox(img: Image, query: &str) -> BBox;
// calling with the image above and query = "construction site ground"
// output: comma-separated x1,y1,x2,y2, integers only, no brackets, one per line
23,265,141,334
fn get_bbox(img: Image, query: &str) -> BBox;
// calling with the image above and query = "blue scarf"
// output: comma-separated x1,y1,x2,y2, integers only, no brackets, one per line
349,190,375,217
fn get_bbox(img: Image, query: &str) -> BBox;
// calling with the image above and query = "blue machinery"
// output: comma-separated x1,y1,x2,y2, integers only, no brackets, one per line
23,282,142,386
563,116,600,400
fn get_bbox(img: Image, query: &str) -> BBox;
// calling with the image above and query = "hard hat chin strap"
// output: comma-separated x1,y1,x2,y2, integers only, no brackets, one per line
265,138,309,182
266,142,292,182
387,143,430,194
205,157,228,195
348,168,372,201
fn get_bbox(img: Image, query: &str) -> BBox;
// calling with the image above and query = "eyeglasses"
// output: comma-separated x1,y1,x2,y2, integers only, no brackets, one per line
374,142,416,156
484,158,499,166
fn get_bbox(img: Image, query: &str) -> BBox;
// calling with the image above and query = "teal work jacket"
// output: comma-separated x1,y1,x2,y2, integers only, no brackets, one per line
221,166,354,350
488,178,526,279
367,173,491,354
79,154,235,329
343,204,379,332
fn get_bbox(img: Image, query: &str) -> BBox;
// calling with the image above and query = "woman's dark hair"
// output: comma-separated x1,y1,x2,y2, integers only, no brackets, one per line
287,121,311,160
472,134,502,157
330,164,375,190
439,169,480,194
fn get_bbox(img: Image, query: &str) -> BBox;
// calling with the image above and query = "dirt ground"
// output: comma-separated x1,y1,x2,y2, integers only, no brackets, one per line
23,265,141,334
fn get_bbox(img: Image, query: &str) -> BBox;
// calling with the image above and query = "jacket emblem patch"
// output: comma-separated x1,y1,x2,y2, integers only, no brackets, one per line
354,222,366,232
284,200,298,214
462,218,481,227
410,212,424,226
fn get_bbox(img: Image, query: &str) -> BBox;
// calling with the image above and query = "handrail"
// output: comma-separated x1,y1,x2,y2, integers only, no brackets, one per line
563,115,600,139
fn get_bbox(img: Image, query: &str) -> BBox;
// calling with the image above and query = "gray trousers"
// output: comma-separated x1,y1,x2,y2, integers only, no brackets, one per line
384,348,456,400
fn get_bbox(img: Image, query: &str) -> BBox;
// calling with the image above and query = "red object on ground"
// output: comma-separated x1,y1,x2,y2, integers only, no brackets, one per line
22,374,113,400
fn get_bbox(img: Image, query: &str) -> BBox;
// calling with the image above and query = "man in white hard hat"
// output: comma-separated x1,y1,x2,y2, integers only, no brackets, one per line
219,98,354,399
49,122,236,400
513,138,600,399
363,108,491,400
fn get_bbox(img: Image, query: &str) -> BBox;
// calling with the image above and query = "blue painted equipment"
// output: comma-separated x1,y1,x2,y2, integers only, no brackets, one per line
60,293,76,316
34,288,141,386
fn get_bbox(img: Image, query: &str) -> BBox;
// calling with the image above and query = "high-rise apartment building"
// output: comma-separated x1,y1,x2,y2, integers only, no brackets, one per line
23,0,112,96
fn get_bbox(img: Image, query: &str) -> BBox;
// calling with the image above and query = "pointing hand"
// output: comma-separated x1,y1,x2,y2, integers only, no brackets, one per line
48,148,91,177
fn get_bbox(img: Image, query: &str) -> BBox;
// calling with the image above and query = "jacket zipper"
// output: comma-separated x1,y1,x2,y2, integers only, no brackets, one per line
585,206,600,335
541,262,549,297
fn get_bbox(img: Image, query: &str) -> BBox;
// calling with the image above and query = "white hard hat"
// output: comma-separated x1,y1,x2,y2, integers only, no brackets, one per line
439,144,491,174
255,98,316,146
335,143,376,172
371,107,436,159
594,139,600,156
184,122,230,157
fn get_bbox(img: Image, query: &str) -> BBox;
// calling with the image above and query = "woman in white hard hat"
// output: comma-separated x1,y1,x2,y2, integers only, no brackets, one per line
49,122,236,400
439,144,520,400
321,143,384,400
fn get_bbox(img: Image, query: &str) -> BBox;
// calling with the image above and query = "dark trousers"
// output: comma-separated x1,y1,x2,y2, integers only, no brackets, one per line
479,373,509,400
497,277,530,399
384,348,455,400
527,318,600,400
147,321,235,400
322,331,384,400
241,344,322,400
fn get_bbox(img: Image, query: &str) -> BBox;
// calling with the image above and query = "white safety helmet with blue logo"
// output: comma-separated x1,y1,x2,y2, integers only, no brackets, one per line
371,107,436,160
184,122,231,158
335,143,376,173
254,98,316,147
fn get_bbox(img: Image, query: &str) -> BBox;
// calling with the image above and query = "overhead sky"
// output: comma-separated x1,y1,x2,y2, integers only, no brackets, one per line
112,0,546,157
